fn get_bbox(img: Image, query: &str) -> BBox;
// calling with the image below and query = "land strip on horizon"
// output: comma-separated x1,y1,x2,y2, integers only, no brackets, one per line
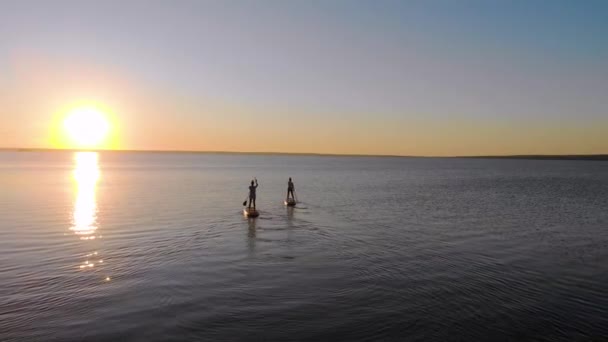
1,148,607,160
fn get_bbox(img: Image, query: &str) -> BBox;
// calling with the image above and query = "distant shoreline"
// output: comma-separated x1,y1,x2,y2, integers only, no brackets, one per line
460,155,608,161
1,148,607,161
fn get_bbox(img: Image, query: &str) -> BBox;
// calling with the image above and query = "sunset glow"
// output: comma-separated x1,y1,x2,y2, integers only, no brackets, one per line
2,1,607,155
63,107,110,149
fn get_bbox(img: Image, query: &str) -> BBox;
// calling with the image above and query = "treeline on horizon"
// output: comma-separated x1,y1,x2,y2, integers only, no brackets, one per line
2,148,608,161
464,155,608,161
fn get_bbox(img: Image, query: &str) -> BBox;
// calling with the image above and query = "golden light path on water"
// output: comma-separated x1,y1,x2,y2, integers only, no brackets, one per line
72,152,99,237
71,152,110,281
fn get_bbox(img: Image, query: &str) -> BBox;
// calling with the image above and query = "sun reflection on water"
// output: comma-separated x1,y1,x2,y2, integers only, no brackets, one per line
70,152,110,281
71,152,100,236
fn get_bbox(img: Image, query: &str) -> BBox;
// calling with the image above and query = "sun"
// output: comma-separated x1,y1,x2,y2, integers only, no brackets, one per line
63,107,110,148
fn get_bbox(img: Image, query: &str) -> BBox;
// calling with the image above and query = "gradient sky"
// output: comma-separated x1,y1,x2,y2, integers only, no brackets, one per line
1,0,607,155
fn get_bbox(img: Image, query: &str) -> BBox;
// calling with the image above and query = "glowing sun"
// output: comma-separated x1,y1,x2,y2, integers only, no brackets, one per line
63,107,110,148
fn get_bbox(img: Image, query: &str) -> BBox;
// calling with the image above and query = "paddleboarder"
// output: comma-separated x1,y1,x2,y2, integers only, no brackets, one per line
286,177,295,202
248,178,258,209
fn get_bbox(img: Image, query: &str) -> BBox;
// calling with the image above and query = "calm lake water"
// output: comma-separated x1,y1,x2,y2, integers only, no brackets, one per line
1,152,607,341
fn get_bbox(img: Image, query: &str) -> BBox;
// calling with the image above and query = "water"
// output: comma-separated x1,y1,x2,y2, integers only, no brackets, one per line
1,152,607,341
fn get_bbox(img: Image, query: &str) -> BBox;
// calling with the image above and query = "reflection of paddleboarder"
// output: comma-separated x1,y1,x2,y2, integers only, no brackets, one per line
248,178,258,209
286,177,295,202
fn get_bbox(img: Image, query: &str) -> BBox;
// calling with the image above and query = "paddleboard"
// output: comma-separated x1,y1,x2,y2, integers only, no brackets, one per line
284,199,296,207
243,208,259,218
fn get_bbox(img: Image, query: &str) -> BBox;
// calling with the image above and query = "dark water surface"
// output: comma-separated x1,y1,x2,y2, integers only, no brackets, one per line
1,152,607,341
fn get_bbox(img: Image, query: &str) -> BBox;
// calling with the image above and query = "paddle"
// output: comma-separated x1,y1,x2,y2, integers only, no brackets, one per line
242,195,248,207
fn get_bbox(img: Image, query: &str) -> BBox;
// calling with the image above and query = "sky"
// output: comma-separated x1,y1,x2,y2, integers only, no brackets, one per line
1,0,607,156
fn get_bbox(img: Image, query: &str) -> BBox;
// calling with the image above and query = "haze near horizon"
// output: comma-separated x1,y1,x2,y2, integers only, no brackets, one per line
1,0,607,156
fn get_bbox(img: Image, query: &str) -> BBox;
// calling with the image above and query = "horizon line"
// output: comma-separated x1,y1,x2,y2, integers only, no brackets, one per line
1,147,607,160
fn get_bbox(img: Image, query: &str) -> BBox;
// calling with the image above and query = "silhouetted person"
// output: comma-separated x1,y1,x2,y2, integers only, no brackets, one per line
287,177,295,202
248,178,258,209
